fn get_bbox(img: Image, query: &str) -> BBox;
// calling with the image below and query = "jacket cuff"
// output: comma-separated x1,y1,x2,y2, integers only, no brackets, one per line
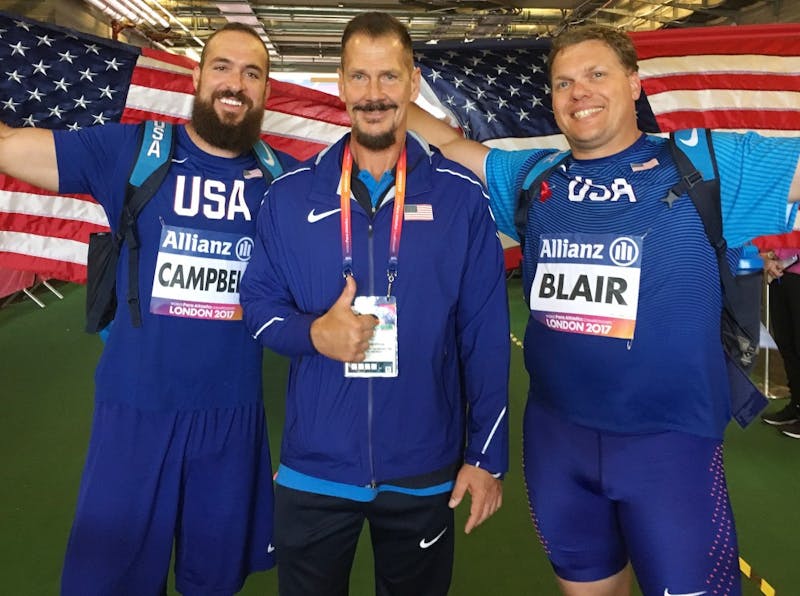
255,312,319,356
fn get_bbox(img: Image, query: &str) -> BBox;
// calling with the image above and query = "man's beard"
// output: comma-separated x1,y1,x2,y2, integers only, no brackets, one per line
351,101,398,151
191,90,264,154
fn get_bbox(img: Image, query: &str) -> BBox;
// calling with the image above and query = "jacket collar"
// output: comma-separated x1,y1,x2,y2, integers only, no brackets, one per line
308,132,436,207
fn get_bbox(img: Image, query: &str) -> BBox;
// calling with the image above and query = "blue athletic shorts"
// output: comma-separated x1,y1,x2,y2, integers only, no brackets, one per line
523,400,741,596
61,400,275,596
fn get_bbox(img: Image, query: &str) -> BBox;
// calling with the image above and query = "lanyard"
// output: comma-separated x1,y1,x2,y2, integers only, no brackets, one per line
340,143,407,296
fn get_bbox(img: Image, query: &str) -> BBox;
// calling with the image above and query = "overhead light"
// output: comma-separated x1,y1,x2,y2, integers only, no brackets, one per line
92,0,140,22
112,0,160,27
84,0,126,21
125,0,170,28
104,0,143,23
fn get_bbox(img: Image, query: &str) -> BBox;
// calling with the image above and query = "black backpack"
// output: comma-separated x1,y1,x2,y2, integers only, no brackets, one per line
85,121,285,333
516,129,767,426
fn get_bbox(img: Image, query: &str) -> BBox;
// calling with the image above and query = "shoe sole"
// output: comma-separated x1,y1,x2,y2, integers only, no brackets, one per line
781,430,800,439
762,418,799,426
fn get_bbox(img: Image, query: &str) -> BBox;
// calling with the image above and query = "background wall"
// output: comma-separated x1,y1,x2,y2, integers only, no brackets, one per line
737,0,800,24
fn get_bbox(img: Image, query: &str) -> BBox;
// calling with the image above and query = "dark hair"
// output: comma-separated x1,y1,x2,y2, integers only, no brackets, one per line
200,22,269,71
341,12,413,68
547,25,639,76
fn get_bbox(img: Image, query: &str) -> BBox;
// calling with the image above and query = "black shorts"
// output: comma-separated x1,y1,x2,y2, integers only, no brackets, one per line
274,485,454,596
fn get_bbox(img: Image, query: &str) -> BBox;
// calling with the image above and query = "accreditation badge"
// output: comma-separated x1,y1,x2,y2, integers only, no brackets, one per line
529,233,643,340
345,295,398,378
150,224,253,321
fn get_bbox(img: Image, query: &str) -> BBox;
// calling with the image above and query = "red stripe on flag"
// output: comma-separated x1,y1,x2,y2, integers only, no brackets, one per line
0,252,87,283
263,137,329,162
129,65,196,95
140,46,196,68
0,213,107,242
653,109,800,133
642,73,800,94
631,24,800,58
119,109,186,126
0,178,100,204
268,79,349,124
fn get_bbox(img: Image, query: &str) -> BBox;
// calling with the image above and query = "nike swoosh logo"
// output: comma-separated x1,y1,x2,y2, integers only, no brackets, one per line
267,544,275,553
419,527,447,549
307,208,341,223
664,589,706,596
678,128,699,147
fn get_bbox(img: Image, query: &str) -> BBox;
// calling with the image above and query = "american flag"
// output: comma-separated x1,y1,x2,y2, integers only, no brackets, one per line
0,11,350,283
414,23,800,151
404,203,433,221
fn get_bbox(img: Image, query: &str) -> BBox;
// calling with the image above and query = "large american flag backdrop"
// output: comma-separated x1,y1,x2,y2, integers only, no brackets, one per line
414,23,800,150
2,14,800,283
0,11,350,283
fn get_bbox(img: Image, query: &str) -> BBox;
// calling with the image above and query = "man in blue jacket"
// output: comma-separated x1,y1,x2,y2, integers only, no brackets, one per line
240,11,510,596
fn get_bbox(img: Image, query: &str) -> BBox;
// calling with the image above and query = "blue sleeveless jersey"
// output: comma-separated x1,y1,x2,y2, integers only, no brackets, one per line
54,123,297,411
486,132,800,438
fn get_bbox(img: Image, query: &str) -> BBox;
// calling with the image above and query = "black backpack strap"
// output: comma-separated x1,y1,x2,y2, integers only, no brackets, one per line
515,150,570,243
121,121,175,327
668,130,758,369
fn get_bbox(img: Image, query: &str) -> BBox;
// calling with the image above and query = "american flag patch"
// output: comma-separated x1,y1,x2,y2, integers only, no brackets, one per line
630,158,659,172
243,168,264,179
404,204,434,221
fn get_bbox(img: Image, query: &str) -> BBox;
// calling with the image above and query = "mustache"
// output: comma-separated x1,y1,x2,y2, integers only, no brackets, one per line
353,101,397,112
213,89,253,108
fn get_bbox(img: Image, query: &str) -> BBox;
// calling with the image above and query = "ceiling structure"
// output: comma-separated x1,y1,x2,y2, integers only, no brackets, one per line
85,0,774,70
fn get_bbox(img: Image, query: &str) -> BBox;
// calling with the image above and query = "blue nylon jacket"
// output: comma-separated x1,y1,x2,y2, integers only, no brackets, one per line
240,133,510,487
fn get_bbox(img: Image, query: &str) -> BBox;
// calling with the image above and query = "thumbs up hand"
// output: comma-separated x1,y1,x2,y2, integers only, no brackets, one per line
310,276,379,362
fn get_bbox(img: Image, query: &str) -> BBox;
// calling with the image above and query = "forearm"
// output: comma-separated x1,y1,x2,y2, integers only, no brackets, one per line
0,122,59,191
408,104,488,182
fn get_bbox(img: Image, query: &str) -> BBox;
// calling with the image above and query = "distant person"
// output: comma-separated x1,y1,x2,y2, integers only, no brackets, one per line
240,12,509,596
755,232,800,438
0,22,296,595
409,24,800,596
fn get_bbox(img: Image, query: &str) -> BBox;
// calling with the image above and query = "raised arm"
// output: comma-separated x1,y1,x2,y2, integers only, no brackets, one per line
408,104,489,184
0,121,59,191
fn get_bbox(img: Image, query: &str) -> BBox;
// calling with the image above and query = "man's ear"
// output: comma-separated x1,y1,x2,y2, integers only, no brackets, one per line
263,79,271,104
192,64,201,92
629,70,642,101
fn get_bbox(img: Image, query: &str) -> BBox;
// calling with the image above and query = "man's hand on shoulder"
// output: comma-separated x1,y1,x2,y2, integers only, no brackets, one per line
310,275,378,362
448,463,503,534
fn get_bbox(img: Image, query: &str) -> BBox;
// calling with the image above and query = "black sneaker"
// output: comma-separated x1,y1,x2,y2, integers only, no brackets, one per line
761,403,800,426
780,421,800,439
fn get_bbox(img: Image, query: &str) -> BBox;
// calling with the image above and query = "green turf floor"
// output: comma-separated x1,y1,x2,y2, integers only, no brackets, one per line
1,280,796,595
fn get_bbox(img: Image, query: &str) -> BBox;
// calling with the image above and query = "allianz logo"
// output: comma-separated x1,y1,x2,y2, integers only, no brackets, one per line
539,237,639,267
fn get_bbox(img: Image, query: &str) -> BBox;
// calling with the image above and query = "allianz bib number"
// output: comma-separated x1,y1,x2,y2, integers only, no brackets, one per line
529,233,643,340
150,224,252,321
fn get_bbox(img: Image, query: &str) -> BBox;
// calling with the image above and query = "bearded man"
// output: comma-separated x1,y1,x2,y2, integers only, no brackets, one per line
0,22,296,596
